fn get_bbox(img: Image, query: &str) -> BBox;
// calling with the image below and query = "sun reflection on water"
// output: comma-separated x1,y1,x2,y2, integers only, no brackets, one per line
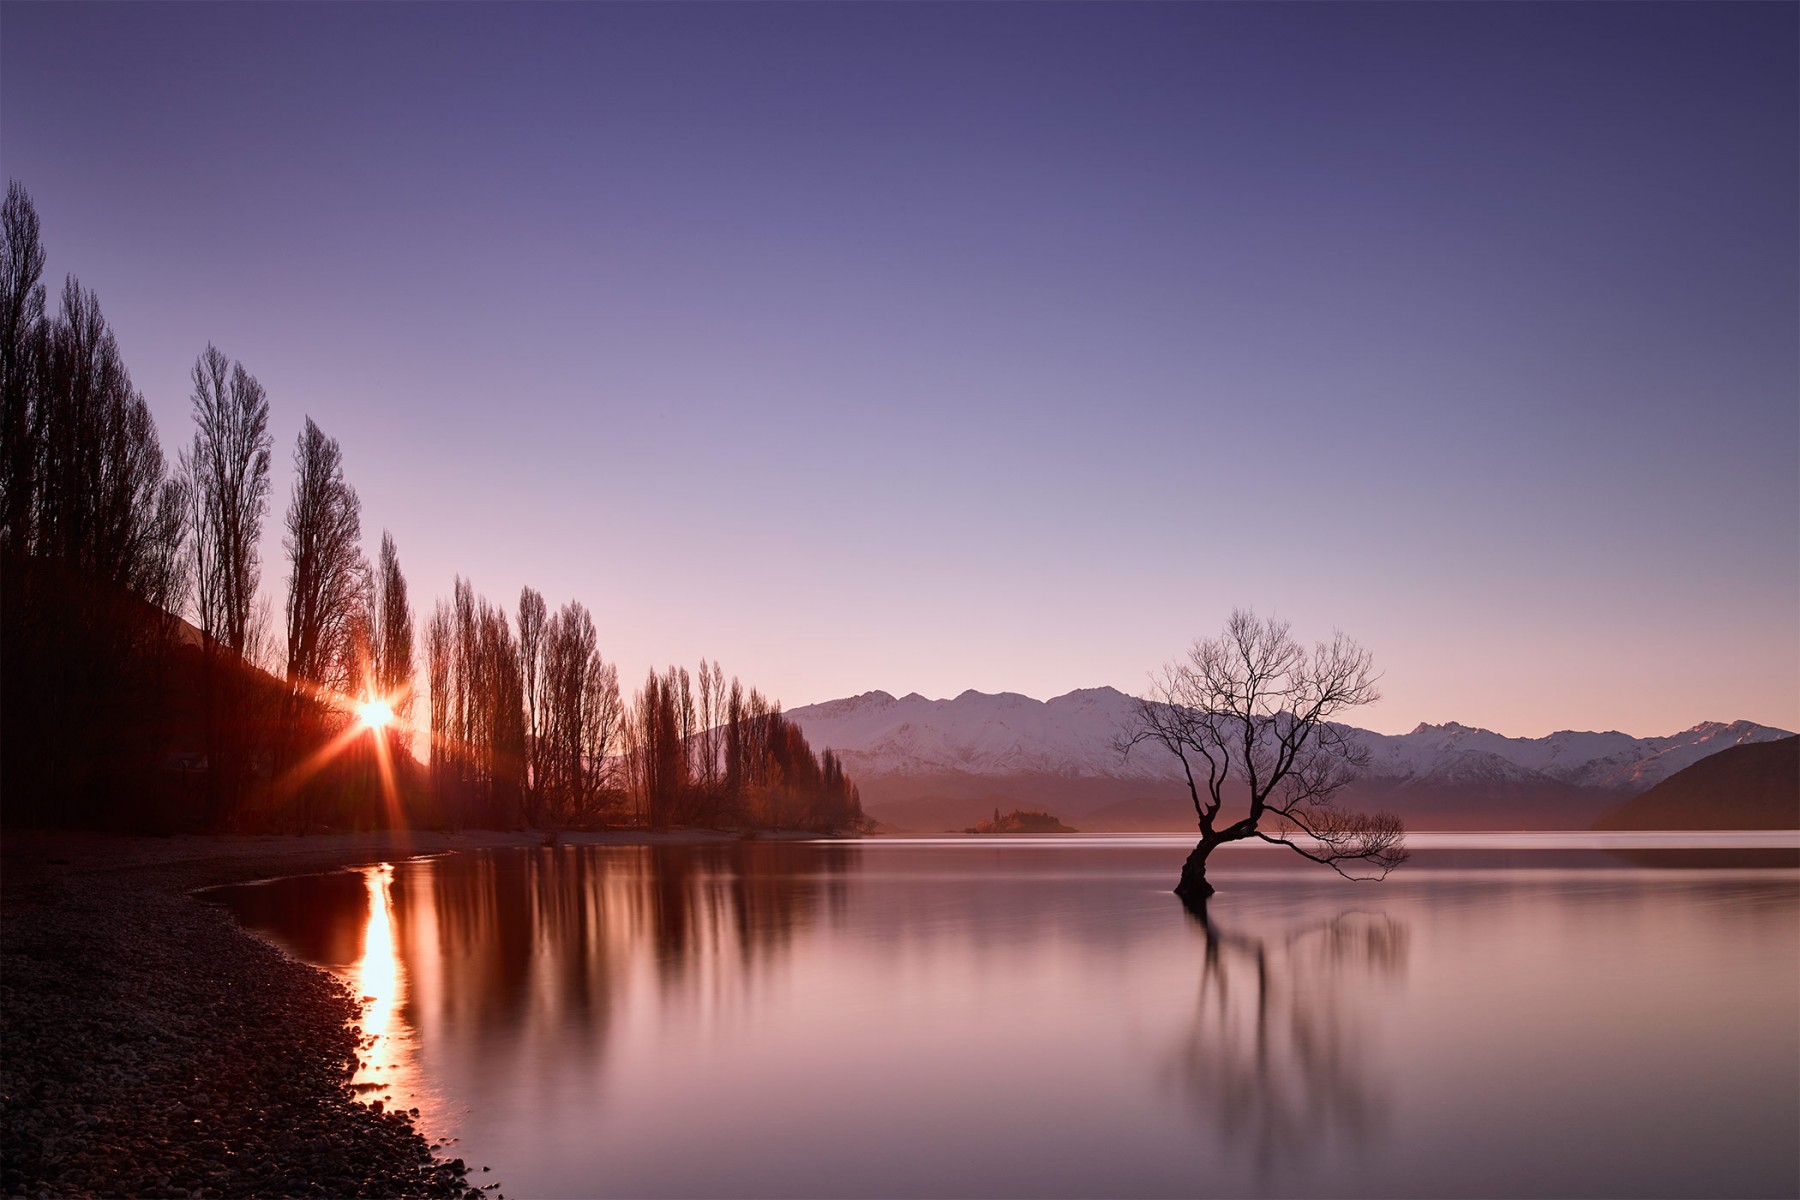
351,864,418,1116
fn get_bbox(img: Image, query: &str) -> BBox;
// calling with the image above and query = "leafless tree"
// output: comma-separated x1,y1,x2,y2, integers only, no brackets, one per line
283,417,366,698
373,531,414,719
425,578,525,828
634,668,686,828
694,658,727,794
426,603,453,821
1,180,47,553
183,345,271,658
580,655,624,812
518,585,547,816
0,188,188,819
531,600,622,826
180,344,271,818
28,278,178,599
1126,610,1406,903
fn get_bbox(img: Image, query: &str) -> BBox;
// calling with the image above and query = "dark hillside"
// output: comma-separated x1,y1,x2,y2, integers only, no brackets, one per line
1592,737,1799,830
2,557,429,833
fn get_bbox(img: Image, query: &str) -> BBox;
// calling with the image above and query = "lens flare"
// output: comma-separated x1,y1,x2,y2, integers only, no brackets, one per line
357,698,395,730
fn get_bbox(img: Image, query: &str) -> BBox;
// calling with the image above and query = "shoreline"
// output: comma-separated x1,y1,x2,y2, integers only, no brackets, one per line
0,826,861,1198
0,831,510,1199
0,829,680,1199
8,825,1790,1196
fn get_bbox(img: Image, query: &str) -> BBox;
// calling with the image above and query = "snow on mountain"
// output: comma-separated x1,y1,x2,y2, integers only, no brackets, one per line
787,686,1176,781
785,689,1792,795
1356,719,1790,791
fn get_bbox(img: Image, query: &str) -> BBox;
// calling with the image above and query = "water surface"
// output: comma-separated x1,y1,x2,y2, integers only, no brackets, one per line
213,837,1800,1198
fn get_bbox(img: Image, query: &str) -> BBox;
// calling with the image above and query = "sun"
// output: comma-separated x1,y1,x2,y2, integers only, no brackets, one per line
356,698,395,731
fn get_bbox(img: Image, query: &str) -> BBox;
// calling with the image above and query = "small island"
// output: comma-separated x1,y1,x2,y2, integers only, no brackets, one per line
963,808,1077,834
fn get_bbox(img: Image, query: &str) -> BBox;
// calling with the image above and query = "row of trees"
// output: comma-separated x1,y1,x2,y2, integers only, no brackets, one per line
429,577,863,832
631,662,863,832
1,183,190,821
1,179,862,835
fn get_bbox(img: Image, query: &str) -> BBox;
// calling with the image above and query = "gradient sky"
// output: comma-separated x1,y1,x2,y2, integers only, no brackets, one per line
3,3,1794,737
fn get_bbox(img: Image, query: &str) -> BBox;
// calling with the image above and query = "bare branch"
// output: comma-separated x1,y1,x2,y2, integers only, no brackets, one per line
1129,609,1406,899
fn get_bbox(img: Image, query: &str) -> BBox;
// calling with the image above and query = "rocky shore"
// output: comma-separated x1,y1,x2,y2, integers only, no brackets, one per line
1,830,550,1199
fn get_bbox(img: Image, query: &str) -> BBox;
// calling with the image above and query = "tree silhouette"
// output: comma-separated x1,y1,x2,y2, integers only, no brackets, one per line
517,585,547,818
181,344,271,820
283,417,366,698
531,601,622,826
1127,610,1406,903
0,183,188,820
0,181,46,554
1,180,865,836
372,531,415,734
426,579,525,828
184,345,270,658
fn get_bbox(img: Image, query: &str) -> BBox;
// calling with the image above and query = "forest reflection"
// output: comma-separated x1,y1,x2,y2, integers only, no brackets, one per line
1173,902,1409,1179
389,844,855,1065
209,844,1797,1198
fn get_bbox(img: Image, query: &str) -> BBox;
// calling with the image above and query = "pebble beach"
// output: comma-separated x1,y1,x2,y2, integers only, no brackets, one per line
0,830,554,1199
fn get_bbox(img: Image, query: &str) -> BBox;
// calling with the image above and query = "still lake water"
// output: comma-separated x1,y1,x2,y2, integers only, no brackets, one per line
212,836,1800,1198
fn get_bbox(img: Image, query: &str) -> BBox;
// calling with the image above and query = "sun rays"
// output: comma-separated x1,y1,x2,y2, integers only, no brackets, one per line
273,680,415,829
357,698,395,731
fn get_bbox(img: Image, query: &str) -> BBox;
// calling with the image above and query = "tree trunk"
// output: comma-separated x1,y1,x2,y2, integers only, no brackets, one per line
1175,838,1215,905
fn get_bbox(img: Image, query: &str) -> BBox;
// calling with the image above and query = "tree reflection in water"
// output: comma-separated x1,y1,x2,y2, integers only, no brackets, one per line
1172,899,1409,1181
395,843,855,1063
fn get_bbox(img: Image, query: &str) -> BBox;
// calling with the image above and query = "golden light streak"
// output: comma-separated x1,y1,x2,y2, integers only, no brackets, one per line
359,864,399,1045
349,863,418,1116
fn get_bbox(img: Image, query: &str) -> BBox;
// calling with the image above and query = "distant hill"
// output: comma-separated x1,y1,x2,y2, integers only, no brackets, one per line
1593,737,1799,831
785,688,1793,832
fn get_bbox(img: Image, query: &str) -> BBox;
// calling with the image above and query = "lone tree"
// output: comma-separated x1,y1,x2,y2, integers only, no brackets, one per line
1126,610,1406,904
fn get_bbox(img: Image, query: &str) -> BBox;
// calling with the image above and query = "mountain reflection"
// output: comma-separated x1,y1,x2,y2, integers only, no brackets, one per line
1173,901,1409,1178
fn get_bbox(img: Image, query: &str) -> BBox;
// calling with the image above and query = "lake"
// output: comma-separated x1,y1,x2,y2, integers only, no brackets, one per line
210,835,1800,1198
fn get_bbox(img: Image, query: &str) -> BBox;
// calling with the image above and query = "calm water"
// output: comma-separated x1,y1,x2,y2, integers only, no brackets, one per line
211,837,1800,1199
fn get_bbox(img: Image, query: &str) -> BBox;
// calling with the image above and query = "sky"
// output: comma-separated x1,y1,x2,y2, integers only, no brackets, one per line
2,3,1795,737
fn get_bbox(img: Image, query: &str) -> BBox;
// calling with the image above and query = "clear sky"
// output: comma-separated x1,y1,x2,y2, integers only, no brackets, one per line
3,3,1794,737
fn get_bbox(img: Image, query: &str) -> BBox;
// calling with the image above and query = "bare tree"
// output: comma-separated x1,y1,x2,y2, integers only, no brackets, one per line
424,578,526,828
25,276,178,600
426,603,453,821
181,344,271,819
373,531,414,718
283,417,365,698
0,189,188,820
183,345,271,657
580,654,623,814
1,180,47,553
634,668,685,828
517,585,547,818
1126,610,1406,904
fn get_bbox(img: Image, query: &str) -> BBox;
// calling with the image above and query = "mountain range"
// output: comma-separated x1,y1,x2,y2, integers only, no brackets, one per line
783,687,1793,831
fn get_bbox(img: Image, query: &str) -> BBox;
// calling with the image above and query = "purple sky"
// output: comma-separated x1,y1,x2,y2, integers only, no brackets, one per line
3,3,1795,736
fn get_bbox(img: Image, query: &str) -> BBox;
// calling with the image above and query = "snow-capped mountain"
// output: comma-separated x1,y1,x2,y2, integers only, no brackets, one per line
783,687,1792,830
783,687,1177,781
1357,719,1787,792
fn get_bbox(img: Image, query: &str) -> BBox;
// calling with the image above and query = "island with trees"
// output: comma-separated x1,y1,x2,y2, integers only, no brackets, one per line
963,808,1077,834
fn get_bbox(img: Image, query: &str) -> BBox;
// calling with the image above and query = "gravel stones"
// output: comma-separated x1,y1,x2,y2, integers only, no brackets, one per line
2,832,505,1199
